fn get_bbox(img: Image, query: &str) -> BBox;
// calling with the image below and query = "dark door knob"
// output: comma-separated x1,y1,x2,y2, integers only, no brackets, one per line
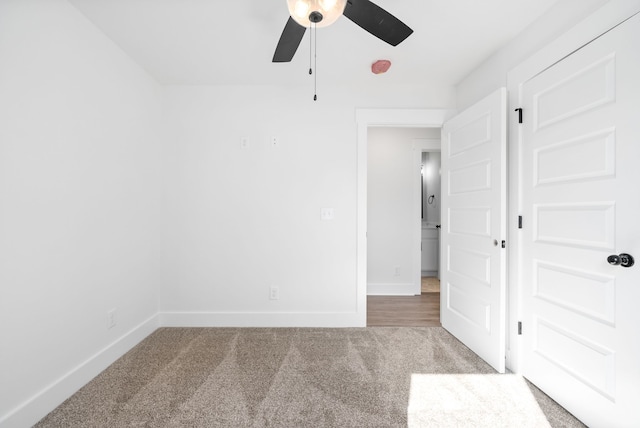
607,253,635,268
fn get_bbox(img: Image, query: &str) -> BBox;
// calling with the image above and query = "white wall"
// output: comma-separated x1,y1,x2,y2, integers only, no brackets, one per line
422,152,441,225
0,1,164,426
367,127,440,295
0,2,458,424
161,86,455,325
7,0,619,423
456,0,607,109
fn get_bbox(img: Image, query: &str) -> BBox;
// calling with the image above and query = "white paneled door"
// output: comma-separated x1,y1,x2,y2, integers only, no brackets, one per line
520,13,640,427
441,88,507,373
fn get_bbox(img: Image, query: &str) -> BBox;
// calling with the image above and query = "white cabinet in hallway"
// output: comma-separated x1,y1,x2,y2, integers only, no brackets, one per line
421,225,439,277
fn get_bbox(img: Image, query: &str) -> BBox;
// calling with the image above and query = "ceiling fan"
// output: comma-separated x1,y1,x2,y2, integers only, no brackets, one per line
273,0,414,62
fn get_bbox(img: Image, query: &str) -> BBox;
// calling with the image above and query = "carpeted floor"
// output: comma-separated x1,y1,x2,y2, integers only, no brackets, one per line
35,327,585,427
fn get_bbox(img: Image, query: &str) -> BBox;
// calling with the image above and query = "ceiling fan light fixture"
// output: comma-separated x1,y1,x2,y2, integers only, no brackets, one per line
293,1,309,19
287,0,347,28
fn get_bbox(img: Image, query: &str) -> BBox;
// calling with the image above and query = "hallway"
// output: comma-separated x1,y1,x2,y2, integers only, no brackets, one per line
367,277,441,327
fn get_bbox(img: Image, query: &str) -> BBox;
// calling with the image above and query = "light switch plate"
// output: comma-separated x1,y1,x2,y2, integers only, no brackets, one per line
321,208,334,220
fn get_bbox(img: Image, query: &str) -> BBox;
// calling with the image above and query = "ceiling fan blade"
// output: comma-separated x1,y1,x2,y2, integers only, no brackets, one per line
273,17,307,62
342,0,413,46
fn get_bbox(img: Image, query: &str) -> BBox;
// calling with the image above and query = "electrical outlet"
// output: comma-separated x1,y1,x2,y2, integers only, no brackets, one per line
269,136,279,148
269,286,279,300
240,137,249,149
394,266,401,277
107,308,117,329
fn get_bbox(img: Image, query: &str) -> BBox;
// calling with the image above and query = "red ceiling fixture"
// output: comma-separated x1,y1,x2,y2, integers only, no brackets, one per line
371,59,391,74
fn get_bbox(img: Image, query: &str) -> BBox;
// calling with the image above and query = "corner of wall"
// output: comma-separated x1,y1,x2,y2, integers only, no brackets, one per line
455,0,609,110
0,315,159,428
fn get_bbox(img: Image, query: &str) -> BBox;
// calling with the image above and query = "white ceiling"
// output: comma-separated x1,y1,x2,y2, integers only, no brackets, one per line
68,0,561,87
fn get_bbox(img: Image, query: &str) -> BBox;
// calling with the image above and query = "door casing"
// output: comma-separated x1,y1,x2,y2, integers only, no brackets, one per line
356,110,455,325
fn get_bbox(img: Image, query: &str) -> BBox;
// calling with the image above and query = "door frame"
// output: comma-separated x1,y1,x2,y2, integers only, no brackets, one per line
355,109,455,325
414,139,441,289
415,142,442,280
506,0,640,372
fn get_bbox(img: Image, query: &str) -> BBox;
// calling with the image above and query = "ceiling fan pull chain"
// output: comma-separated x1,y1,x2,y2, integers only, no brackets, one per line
313,23,318,101
309,22,313,75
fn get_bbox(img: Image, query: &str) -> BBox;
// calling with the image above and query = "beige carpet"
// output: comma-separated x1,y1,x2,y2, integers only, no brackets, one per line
408,374,550,427
35,327,584,427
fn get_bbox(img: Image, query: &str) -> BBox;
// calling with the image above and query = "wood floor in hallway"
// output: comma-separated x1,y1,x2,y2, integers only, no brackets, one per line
367,277,441,327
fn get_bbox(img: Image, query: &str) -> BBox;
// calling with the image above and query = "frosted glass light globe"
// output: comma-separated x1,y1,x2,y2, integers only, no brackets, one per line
287,0,347,28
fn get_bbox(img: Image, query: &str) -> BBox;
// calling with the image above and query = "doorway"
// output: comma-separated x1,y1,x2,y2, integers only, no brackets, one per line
358,110,451,326
420,149,442,296
366,128,440,297
355,109,453,327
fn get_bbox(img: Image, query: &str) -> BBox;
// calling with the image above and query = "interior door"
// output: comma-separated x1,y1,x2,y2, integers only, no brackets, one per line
441,88,507,373
520,13,640,427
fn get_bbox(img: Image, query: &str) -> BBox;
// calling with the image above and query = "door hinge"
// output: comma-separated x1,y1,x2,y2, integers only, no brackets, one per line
518,322,522,335
515,108,523,124
501,240,506,249
518,216,523,229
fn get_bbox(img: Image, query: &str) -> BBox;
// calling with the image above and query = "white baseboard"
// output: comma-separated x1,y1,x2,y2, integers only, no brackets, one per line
421,270,438,277
0,314,159,428
367,282,420,296
159,311,365,328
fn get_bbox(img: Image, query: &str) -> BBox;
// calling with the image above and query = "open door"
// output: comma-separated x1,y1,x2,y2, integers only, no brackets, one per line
520,13,640,426
440,88,507,373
